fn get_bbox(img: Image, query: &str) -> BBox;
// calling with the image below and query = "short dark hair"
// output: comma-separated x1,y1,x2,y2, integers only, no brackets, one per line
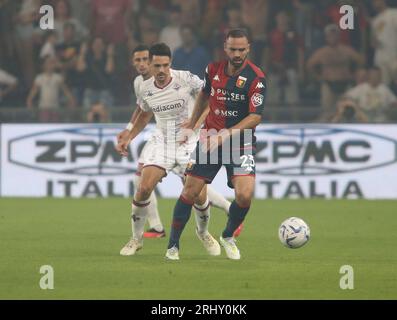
132,44,149,55
225,28,250,42
149,43,172,60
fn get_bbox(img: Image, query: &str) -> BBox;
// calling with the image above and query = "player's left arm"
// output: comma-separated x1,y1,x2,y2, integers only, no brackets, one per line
193,106,210,130
224,77,266,137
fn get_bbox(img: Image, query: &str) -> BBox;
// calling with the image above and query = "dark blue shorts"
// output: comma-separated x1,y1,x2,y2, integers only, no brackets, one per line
185,139,256,189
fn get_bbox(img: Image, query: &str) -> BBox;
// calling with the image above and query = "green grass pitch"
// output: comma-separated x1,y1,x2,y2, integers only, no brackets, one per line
0,198,396,299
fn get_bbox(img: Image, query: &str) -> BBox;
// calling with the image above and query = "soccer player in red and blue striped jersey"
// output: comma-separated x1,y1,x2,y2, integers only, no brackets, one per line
166,29,266,260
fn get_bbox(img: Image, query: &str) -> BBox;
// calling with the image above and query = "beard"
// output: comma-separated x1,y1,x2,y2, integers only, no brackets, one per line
229,56,246,68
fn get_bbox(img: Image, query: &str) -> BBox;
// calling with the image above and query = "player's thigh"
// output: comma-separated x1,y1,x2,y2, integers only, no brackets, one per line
196,184,208,205
232,175,255,207
138,165,167,195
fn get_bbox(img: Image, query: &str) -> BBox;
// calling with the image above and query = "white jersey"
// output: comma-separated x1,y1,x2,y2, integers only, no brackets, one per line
371,9,397,64
133,74,146,106
138,69,204,143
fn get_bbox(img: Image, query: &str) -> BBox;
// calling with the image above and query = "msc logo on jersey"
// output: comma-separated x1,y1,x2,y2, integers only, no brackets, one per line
236,76,247,88
251,93,264,107
214,109,238,117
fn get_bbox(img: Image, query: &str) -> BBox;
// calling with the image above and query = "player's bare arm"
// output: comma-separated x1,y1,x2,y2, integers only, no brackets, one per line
116,110,153,156
182,91,209,130
204,113,262,153
117,107,143,142
193,106,210,130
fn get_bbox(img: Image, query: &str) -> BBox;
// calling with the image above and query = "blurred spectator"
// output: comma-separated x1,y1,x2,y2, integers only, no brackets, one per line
56,23,83,105
345,67,397,122
267,11,304,105
172,25,211,78
39,31,57,59
325,0,369,52
200,0,227,48
0,68,18,105
77,37,115,109
159,5,183,53
371,0,397,85
53,0,88,44
13,0,41,87
331,97,368,123
69,0,91,30
86,102,109,123
26,56,76,121
354,67,368,85
307,24,364,119
214,4,251,60
170,0,201,26
0,0,18,68
241,0,269,66
91,0,132,45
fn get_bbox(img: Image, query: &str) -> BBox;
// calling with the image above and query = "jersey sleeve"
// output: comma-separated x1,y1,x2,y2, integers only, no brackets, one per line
248,77,266,115
133,78,143,106
180,70,204,95
201,65,212,96
138,98,151,112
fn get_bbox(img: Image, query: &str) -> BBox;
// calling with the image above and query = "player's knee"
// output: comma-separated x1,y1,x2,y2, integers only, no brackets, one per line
137,183,153,200
182,184,200,203
235,191,252,208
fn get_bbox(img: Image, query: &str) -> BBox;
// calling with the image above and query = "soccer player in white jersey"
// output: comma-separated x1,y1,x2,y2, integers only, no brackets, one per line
117,44,233,246
117,43,226,256
117,45,165,238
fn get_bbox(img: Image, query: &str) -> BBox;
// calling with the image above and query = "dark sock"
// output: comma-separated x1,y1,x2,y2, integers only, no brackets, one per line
222,200,250,238
168,196,193,249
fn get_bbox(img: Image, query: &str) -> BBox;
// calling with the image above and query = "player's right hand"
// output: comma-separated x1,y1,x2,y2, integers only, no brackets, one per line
115,138,131,157
117,129,130,143
179,119,195,145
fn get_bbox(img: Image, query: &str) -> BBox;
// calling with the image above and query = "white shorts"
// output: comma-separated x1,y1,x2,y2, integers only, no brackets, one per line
141,135,197,178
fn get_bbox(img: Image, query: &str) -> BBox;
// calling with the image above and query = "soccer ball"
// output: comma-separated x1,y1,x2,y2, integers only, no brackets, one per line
278,217,310,249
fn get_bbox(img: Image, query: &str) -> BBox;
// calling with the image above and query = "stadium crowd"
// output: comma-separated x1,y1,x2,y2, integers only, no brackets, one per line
0,0,397,123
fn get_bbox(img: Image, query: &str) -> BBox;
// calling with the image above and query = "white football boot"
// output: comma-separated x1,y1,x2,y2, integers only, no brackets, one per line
120,238,143,256
196,229,221,256
219,236,241,260
165,246,180,260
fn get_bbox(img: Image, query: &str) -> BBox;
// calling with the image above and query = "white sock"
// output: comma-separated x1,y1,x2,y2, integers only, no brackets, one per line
207,185,231,215
133,173,141,194
194,197,210,234
131,198,150,240
133,174,163,232
146,191,163,232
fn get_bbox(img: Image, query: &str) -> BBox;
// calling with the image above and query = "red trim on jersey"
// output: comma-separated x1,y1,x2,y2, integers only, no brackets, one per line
154,77,173,89
247,60,266,78
142,164,167,174
204,61,228,131
185,172,212,183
